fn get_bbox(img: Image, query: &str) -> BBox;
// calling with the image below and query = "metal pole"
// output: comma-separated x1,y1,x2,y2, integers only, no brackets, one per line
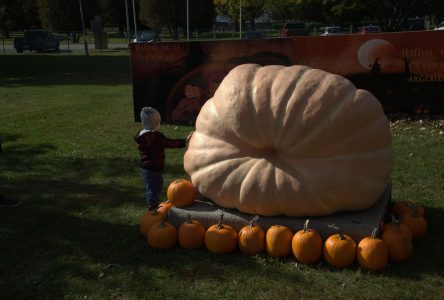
78,0,89,56
131,0,138,41
239,0,242,39
2,34,5,54
125,0,131,44
187,0,189,41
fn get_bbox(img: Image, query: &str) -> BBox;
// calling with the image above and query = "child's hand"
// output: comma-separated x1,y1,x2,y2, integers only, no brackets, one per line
186,131,194,143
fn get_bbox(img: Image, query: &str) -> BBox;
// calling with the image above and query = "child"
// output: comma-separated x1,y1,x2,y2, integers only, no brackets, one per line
134,107,192,210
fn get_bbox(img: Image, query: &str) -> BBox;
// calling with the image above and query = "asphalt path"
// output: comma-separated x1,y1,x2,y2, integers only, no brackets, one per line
0,42,129,54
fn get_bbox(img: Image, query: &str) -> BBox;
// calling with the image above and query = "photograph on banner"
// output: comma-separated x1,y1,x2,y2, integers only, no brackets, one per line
130,39,294,124
131,31,444,124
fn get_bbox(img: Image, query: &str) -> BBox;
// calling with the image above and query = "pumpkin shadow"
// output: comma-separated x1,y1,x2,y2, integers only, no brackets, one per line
378,205,444,278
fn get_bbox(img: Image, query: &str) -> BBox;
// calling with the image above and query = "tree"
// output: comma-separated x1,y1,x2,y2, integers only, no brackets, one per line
0,0,41,37
264,0,298,25
214,0,265,31
37,0,100,32
332,0,443,31
139,0,215,40
99,0,128,32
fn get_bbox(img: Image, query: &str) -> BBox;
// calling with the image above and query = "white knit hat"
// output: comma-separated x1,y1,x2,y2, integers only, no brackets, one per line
140,107,161,131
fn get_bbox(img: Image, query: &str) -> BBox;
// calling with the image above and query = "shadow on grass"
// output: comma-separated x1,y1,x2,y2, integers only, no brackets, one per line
1,139,443,298
0,55,131,87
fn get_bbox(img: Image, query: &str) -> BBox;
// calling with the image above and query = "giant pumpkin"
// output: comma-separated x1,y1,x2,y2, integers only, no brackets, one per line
184,64,393,217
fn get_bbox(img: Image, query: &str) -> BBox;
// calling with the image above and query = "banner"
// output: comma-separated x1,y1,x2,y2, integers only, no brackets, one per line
130,30,444,123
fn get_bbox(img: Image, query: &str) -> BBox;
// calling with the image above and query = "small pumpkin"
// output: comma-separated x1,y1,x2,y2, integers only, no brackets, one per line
323,229,356,268
266,225,293,257
167,179,196,207
382,215,413,241
147,216,177,250
381,222,413,262
357,228,388,271
140,209,164,237
157,200,174,215
205,212,238,254
178,214,206,249
292,219,323,264
398,209,427,239
238,215,265,255
392,200,425,218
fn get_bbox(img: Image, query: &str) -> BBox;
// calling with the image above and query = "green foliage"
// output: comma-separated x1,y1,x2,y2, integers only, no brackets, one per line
215,0,265,30
0,0,40,35
36,0,101,31
99,0,129,32
139,0,215,40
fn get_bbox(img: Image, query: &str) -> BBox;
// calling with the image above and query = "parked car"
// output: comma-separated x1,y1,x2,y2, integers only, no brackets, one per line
359,25,381,34
13,29,60,53
320,26,343,36
133,29,160,42
402,18,425,31
280,22,310,37
435,21,444,30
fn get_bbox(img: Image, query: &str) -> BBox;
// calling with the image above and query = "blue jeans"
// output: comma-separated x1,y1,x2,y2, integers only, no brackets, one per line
141,169,163,209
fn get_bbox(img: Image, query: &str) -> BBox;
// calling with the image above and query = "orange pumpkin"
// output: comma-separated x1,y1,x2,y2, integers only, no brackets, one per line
166,179,196,207
178,214,206,249
399,209,427,239
392,200,425,218
205,212,238,254
381,223,413,262
292,219,323,264
323,231,356,268
266,225,293,257
147,216,177,250
238,215,265,255
157,200,174,215
140,209,164,237
382,216,413,241
357,228,388,271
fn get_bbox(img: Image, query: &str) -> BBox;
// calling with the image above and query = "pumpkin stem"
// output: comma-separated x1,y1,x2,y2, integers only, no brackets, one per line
371,227,378,239
187,214,193,224
394,219,401,232
328,224,344,239
159,214,167,228
150,203,160,213
217,211,224,230
411,206,420,217
390,214,396,223
303,219,310,233
249,215,259,228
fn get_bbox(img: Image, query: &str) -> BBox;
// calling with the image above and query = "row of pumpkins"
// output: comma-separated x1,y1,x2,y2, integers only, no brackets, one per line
140,179,427,271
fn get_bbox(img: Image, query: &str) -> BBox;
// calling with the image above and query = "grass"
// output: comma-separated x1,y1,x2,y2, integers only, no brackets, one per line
1,53,444,299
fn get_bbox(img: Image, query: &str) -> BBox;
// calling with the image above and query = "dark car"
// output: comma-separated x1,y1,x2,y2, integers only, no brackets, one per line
133,29,160,42
13,30,60,53
280,22,310,37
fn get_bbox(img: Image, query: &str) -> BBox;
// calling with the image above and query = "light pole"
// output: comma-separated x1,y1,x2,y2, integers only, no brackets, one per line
187,0,190,41
125,0,131,44
78,0,89,56
132,0,138,41
239,0,242,39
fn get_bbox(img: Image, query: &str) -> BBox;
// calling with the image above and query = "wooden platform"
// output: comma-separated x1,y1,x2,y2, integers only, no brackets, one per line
168,183,392,242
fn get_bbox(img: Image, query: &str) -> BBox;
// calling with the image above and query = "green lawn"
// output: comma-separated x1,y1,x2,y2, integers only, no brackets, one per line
1,53,443,299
